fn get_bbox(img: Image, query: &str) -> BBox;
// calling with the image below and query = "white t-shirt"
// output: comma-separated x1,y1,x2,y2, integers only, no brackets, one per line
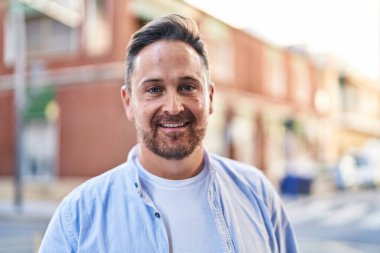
134,156,224,253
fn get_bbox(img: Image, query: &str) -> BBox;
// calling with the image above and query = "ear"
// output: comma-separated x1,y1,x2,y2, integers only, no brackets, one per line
121,85,135,121
208,83,214,114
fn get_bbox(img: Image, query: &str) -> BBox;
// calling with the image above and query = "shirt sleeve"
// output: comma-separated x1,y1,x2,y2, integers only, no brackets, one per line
266,179,299,253
39,199,77,253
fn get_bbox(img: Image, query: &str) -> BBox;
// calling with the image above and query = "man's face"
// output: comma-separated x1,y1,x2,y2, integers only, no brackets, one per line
121,40,214,160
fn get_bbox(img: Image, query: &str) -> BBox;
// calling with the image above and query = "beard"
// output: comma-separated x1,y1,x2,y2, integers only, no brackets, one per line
138,109,206,160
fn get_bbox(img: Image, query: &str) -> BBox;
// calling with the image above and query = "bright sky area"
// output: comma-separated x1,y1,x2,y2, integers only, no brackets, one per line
186,0,380,83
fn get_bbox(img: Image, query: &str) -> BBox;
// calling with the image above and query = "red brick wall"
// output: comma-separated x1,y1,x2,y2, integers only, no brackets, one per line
58,81,136,177
0,81,137,178
284,52,293,103
232,30,265,93
0,2,6,75
111,0,140,61
0,0,139,178
0,90,14,175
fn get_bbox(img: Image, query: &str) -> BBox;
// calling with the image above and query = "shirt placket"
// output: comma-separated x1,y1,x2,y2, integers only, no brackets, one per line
208,169,236,253
132,172,170,253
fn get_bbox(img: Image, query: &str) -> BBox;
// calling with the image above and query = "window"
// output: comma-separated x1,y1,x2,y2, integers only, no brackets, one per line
26,12,79,56
83,0,112,56
264,48,287,97
291,56,311,105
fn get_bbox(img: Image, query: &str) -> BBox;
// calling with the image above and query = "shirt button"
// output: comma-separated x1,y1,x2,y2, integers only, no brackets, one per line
134,182,138,188
154,212,161,218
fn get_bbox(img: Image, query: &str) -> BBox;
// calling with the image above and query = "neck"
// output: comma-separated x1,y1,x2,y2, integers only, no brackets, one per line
139,144,204,180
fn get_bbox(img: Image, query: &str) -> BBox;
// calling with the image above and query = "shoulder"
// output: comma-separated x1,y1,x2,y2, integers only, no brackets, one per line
73,163,127,194
208,154,299,251
209,153,279,208
40,163,133,250
209,153,267,186
59,162,131,214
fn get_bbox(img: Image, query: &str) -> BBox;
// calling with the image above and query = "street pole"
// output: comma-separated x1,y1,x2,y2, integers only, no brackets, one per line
12,0,26,211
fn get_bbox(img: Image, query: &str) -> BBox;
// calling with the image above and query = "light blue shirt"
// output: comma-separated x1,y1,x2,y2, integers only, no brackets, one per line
135,150,224,252
39,145,298,253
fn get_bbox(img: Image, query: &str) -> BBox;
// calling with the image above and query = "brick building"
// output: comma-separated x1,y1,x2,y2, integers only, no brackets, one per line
1,0,379,190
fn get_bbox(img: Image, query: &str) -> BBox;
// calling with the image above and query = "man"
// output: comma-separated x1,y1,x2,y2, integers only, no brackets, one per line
39,14,298,253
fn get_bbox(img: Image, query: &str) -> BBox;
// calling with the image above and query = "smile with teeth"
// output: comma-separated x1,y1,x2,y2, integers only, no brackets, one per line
160,122,188,128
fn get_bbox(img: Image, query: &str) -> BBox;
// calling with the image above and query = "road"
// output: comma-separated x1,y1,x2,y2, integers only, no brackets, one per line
0,218,49,253
0,201,55,253
285,189,380,253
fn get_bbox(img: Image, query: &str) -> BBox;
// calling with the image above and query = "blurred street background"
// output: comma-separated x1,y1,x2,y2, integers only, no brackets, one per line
1,0,380,252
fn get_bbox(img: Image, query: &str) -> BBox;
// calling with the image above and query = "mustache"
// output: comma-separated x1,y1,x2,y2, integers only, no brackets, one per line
152,110,196,125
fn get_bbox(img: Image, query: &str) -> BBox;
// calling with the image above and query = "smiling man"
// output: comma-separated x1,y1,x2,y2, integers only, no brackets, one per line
39,14,298,253
122,38,212,180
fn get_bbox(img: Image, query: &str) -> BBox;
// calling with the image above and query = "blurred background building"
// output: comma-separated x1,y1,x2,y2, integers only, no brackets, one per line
1,1,380,252
0,0,380,202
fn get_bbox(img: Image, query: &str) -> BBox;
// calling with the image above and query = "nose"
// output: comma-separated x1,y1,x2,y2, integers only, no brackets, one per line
162,92,184,115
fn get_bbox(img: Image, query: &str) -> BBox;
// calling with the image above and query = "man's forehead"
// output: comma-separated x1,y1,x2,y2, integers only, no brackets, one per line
135,40,200,63
132,41,205,77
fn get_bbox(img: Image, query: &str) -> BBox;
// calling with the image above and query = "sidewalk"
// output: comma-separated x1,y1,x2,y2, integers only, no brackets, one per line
0,177,85,221
0,200,56,253
0,177,84,253
0,200,58,221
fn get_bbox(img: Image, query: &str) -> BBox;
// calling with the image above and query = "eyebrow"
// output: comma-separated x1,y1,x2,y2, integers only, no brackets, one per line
178,76,201,83
141,78,163,85
140,76,201,86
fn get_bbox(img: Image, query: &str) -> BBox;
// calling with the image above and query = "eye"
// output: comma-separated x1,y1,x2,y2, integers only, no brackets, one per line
147,86,162,94
179,84,196,93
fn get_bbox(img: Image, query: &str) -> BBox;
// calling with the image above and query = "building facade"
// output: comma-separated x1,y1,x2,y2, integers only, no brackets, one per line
1,0,379,191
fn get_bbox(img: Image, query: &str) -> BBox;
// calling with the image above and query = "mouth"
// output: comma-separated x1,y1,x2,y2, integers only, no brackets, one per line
159,122,189,128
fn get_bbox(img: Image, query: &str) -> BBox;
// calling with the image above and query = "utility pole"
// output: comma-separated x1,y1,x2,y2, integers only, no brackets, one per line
12,0,26,211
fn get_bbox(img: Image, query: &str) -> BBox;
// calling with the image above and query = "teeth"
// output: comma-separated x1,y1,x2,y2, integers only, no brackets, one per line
161,123,186,128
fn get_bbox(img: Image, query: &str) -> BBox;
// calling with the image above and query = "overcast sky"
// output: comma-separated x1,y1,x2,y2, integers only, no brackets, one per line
186,0,380,83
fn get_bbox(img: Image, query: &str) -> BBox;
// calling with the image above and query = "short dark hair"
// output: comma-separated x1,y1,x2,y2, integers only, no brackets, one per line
125,14,210,92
